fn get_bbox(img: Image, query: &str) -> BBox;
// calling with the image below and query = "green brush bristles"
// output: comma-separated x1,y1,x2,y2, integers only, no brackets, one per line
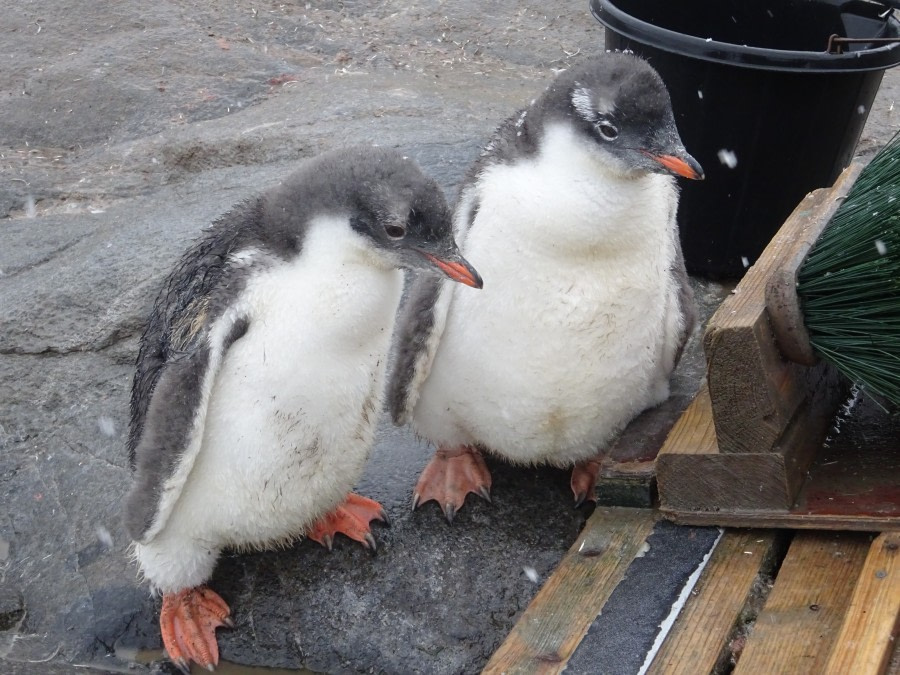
797,131,900,408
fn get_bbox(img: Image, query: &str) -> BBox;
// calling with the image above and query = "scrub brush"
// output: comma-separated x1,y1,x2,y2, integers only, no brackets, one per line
772,131,900,407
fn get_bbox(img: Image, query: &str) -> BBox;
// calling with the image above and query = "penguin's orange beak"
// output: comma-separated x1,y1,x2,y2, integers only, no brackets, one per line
642,150,705,180
421,252,483,288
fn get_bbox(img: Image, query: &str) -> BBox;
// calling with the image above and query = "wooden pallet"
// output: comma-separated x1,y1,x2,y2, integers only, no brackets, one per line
656,164,900,530
486,509,900,674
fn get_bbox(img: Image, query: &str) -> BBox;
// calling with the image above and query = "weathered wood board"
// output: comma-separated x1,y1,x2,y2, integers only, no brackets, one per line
733,531,871,674
492,527,900,674
646,530,782,675
825,532,900,674
482,508,658,674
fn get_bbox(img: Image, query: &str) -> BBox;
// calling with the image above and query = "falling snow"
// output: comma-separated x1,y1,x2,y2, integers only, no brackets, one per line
634,541,651,558
697,90,703,100
741,256,750,268
95,525,114,548
718,149,738,169
858,105,867,114
523,566,539,583
823,385,862,447
876,239,887,255
25,195,36,218
97,416,116,437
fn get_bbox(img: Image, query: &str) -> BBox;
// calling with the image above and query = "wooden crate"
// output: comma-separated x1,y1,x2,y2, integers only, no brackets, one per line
657,164,900,531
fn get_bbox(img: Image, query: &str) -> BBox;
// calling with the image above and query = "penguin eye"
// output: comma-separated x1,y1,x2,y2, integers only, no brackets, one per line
597,121,619,141
385,224,407,239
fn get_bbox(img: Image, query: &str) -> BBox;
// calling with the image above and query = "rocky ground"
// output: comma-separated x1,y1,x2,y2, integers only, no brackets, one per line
2,1,899,673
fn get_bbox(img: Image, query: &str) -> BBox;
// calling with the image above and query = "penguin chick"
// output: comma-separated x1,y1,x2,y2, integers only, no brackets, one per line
389,52,703,522
124,146,481,673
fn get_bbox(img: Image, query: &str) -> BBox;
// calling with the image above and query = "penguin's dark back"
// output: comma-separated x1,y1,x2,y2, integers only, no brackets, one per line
127,198,266,465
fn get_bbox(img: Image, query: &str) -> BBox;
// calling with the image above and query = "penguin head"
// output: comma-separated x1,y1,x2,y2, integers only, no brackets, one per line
345,149,483,288
264,147,482,288
538,53,704,181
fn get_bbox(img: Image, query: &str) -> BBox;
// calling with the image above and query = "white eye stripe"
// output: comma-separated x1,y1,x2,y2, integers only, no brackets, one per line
572,86,616,122
571,86,595,121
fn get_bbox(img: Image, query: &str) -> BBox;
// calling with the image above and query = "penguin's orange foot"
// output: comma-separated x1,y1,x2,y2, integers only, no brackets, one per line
160,585,232,674
307,493,389,552
413,445,492,522
571,457,602,507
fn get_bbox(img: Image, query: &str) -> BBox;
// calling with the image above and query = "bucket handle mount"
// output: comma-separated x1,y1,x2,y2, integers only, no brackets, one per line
827,34,900,54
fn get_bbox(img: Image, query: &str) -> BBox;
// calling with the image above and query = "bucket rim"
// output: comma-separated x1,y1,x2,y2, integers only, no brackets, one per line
590,0,900,73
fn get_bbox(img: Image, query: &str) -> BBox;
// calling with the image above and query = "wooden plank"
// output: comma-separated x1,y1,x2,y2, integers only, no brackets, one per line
666,511,900,533
657,385,796,511
646,530,782,675
733,531,871,675
702,163,861,455
483,508,658,674
655,381,718,457
824,532,900,675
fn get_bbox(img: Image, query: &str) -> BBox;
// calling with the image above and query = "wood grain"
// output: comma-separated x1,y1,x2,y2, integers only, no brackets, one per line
824,532,900,675
657,385,795,512
657,383,895,530
483,508,658,675
647,530,781,675
666,511,900,533
702,164,861,456
733,531,871,675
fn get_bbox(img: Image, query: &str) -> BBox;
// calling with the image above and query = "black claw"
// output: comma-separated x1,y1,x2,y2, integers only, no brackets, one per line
174,657,191,675
379,508,392,527
412,493,421,511
574,491,587,509
444,503,456,524
477,486,492,504
363,532,377,553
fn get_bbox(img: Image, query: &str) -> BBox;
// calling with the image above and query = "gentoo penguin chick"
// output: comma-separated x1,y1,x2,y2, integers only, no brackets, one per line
124,146,481,672
389,53,703,521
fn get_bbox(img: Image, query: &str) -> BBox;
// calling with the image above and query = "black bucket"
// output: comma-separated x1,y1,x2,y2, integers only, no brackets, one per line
591,0,900,277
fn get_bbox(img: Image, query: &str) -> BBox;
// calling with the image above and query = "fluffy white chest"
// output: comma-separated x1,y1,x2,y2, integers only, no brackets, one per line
175,219,402,545
414,128,683,464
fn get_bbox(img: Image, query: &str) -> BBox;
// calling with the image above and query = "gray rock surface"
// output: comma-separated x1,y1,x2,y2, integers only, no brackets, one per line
2,1,899,673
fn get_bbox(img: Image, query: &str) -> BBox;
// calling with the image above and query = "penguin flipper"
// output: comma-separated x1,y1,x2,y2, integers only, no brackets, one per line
124,314,249,544
124,201,263,545
671,220,698,369
388,185,480,426
388,272,449,425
